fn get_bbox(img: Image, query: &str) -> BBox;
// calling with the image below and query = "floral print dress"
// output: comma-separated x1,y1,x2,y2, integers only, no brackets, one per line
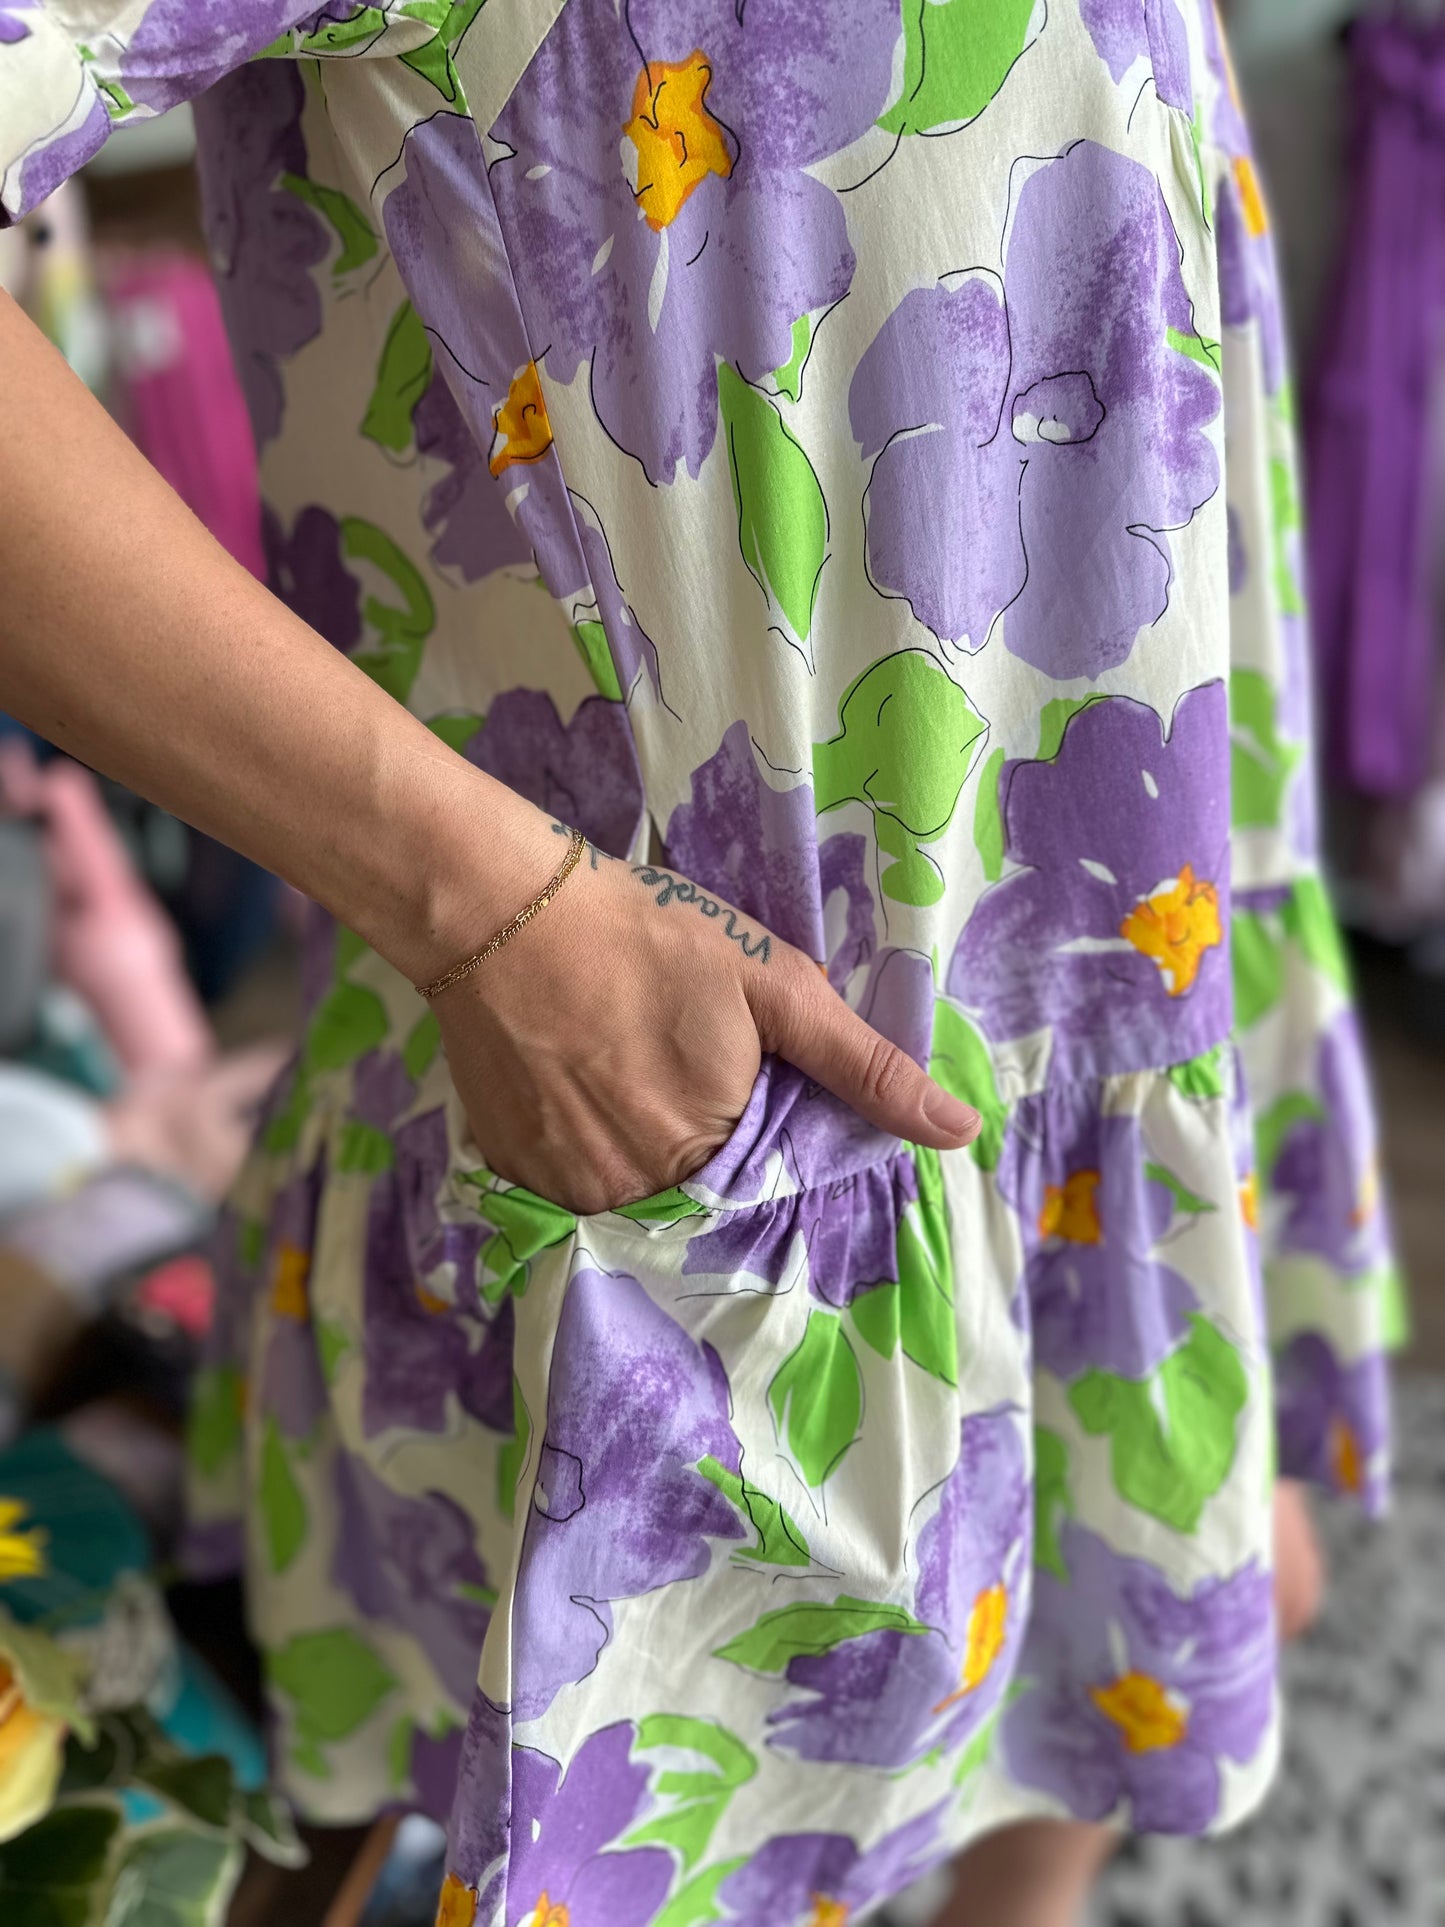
2,1,1404,1920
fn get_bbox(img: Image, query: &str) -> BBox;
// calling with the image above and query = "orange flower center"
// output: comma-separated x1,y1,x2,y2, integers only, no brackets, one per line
1119,864,1222,997
434,1872,478,1927
1233,153,1269,238
1090,1671,1189,1753
624,52,733,231
490,361,554,476
1038,1170,1102,1245
414,1282,451,1315
932,1583,1010,1715
1329,1416,1364,1496
1239,1170,1259,1232
807,1901,849,1927
269,1243,311,1321
530,1896,570,1927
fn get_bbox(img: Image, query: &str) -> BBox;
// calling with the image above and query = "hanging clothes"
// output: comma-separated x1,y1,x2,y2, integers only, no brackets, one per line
1307,4,1445,799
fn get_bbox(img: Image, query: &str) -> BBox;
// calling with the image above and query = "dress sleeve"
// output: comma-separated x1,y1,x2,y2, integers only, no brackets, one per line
0,1,446,222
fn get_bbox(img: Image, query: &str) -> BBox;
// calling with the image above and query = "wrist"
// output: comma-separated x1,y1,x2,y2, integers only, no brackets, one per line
344,749,565,989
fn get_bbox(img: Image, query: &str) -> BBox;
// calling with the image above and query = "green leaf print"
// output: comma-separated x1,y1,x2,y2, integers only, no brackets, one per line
717,361,829,651
106,1826,241,1927
972,744,1007,884
767,1311,863,1487
298,5,386,53
188,1367,244,1479
267,1630,396,1774
1036,694,1107,764
571,620,624,701
1255,1091,1325,1189
625,1718,757,1872
1068,1315,1249,1534
469,1183,577,1306
426,711,485,755
497,1376,531,1522
280,173,378,275
1281,875,1352,993
400,30,465,103
773,315,812,403
1143,1161,1215,1218
303,982,389,1075
0,1803,121,1926
340,516,436,704
929,1001,1006,1171
259,1420,307,1575
696,1457,811,1567
317,1318,351,1386
716,1596,928,1674
262,1067,311,1155
1168,1043,1230,1102
953,1708,1001,1790
879,0,1037,136
1165,325,1222,374
654,1860,749,1927
1032,1426,1072,1583
614,1186,707,1224
402,1010,441,1080
849,1148,958,1386
1230,667,1301,830
814,650,990,907
337,1120,394,1176
361,301,433,452
1231,908,1285,1031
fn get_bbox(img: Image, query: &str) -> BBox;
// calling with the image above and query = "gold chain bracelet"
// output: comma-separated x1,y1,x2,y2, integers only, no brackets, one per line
414,825,587,1000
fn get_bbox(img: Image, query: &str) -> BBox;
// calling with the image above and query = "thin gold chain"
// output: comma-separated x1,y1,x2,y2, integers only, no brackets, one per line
414,825,587,1000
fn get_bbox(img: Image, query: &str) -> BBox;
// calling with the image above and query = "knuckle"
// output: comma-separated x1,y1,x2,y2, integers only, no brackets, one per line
859,1033,911,1108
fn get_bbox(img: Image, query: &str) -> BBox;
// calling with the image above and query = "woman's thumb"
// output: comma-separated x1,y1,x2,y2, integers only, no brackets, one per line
749,959,982,1151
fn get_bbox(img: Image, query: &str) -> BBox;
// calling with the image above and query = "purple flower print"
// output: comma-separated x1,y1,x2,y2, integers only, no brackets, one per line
948,683,1232,1081
444,1690,511,1918
15,96,109,216
500,1725,672,1927
0,8,32,45
381,114,584,595
717,1801,950,1925
407,1720,463,1824
121,0,313,114
1275,1332,1389,1516
258,1165,328,1440
1215,151,1286,398
664,720,827,956
511,1266,745,1720
565,495,667,707
767,1412,1028,1768
998,1087,1199,1382
362,1105,514,1439
465,690,646,861
850,140,1220,678
1003,1523,1275,1834
411,372,536,585
1271,1011,1390,1278
331,1451,491,1707
1082,0,1193,113
262,504,361,653
193,65,328,446
489,0,901,484
681,1151,917,1305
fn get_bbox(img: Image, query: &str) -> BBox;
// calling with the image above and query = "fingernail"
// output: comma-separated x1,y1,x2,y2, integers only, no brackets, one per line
922,1085,981,1140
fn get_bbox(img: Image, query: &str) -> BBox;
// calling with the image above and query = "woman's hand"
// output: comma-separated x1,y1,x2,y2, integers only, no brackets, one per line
430,824,981,1216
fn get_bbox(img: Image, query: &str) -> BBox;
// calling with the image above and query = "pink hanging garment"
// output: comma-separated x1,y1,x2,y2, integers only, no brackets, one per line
105,250,266,581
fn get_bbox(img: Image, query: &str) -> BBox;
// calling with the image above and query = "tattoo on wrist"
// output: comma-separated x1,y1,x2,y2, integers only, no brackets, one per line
630,865,772,962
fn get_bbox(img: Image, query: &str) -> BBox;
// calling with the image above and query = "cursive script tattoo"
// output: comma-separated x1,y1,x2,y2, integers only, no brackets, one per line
631,865,773,962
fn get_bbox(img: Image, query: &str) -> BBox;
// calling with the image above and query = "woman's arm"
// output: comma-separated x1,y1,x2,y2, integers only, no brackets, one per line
0,294,980,1210
0,290,551,987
